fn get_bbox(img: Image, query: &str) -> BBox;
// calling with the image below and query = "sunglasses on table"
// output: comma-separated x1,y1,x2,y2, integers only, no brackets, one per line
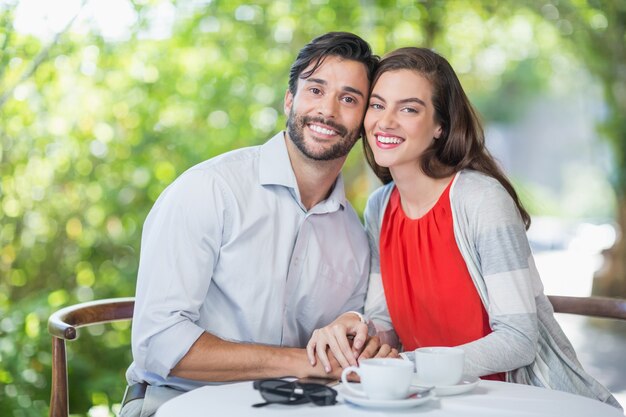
252,378,338,407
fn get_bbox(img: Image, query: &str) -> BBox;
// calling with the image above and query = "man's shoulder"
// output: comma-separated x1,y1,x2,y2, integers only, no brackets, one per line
157,145,262,201
340,201,366,226
188,145,261,175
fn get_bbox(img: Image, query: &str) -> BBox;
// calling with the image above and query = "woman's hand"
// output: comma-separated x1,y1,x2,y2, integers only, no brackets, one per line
306,312,370,372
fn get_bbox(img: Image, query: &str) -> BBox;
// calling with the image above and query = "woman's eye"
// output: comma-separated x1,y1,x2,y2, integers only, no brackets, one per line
369,103,383,110
402,107,418,113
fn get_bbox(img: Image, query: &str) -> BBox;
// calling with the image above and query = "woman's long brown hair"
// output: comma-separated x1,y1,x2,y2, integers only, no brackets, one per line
363,47,531,229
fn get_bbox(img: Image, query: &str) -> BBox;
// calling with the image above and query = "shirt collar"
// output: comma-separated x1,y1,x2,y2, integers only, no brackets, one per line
259,132,298,188
259,131,347,211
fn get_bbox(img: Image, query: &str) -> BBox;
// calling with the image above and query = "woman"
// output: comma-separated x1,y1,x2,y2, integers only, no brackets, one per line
307,47,620,408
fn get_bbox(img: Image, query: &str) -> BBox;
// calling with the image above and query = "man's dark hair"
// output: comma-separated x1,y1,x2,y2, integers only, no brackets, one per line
288,32,378,95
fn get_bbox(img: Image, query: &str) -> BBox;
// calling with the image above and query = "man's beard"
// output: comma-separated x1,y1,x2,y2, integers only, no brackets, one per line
286,108,361,161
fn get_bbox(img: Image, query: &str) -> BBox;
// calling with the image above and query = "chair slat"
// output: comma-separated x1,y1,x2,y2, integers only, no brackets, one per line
48,297,135,340
548,295,626,321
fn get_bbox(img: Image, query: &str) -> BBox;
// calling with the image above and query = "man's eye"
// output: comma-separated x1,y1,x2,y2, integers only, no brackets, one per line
310,88,322,94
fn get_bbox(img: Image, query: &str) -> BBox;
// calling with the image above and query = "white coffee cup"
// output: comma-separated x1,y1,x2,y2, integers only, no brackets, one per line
414,346,465,386
341,358,414,400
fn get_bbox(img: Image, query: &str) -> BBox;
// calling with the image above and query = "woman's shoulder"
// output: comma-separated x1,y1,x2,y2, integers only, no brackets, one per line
364,182,395,222
455,169,502,190
454,170,510,202
367,182,395,205
453,170,522,224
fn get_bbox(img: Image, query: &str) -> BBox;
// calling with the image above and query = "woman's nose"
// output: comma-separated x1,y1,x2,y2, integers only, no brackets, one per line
377,110,397,130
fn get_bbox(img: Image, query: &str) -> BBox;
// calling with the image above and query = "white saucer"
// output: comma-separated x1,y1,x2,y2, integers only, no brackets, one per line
412,374,479,396
338,383,433,409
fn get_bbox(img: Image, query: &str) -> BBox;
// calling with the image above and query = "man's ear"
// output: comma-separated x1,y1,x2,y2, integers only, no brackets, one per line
284,89,293,116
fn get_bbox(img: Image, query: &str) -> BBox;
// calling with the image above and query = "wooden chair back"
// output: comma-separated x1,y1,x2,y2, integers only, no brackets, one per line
548,295,626,321
48,297,135,417
47,295,625,416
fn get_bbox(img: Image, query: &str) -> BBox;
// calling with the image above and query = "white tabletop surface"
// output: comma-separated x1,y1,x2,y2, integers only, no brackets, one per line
155,379,624,417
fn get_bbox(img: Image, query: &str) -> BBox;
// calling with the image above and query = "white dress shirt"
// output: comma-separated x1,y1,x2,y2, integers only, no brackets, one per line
126,132,370,391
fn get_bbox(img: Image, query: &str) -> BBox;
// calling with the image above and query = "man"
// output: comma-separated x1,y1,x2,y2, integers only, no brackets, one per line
119,32,387,417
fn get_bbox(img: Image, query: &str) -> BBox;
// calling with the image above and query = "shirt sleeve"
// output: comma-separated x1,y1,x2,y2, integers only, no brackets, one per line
363,188,395,334
131,168,230,378
457,181,538,376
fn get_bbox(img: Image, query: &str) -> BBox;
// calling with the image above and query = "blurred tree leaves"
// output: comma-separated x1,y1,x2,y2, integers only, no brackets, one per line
1,1,623,416
522,0,626,194
534,0,626,296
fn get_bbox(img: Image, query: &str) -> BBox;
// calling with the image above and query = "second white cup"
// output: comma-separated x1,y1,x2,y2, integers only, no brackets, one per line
414,346,465,386
341,358,414,400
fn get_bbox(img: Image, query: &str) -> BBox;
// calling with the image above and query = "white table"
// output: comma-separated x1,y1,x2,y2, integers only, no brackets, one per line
155,380,624,417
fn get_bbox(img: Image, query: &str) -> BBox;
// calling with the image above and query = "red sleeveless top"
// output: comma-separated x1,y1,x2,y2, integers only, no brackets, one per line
379,181,505,381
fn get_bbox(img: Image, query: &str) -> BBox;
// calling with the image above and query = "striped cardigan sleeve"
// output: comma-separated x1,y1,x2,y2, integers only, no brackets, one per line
450,171,538,376
452,171,620,409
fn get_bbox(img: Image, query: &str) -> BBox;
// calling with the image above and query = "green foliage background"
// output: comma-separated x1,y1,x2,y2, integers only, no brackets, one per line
1,1,623,416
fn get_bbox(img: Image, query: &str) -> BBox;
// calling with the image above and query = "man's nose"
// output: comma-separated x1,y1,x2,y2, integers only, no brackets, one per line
317,95,338,118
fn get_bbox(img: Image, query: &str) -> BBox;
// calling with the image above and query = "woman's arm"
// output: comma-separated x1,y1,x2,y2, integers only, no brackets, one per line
363,185,400,348
305,186,400,372
452,174,539,376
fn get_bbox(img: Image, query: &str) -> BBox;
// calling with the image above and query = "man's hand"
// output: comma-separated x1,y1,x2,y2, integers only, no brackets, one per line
357,336,399,362
306,313,399,373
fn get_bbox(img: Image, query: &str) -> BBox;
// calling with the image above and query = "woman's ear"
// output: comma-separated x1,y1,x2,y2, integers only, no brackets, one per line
434,125,443,140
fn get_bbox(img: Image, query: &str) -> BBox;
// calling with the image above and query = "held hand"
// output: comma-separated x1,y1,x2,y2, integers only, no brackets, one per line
304,352,345,380
360,339,399,361
306,313,368,372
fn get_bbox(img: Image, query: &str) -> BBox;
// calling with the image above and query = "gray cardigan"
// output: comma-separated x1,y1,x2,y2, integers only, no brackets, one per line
363,169,620,408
